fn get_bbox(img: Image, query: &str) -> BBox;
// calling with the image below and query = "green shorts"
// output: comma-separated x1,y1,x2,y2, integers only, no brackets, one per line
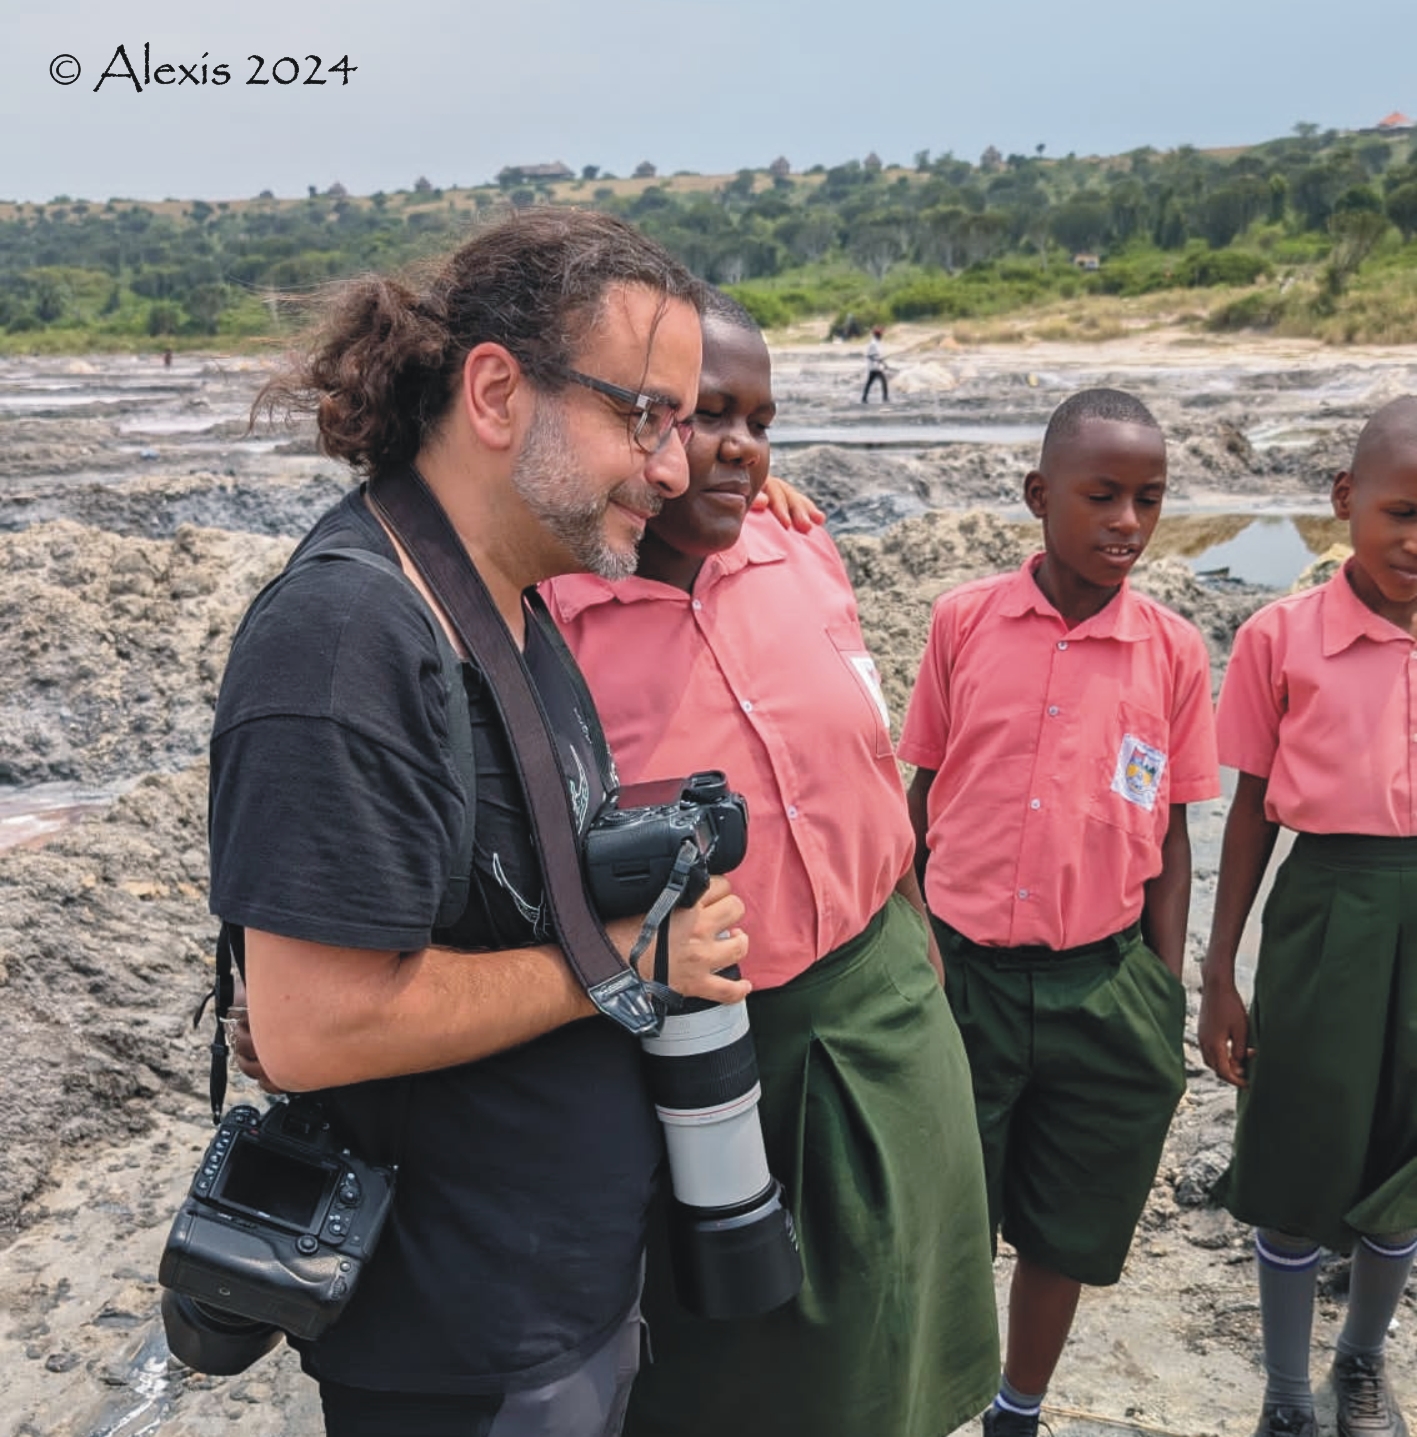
1217,833,1417,1252
933,917,1186,1286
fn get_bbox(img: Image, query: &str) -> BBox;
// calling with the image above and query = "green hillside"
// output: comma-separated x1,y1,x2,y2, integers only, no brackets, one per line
5,123,1417,351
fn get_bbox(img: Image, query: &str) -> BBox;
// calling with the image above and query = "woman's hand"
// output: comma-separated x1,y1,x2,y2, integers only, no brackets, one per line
752,475,825,532
610,875,751,1005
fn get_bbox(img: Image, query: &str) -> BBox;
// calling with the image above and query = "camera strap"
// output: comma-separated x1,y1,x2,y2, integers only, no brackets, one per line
368,465,663,1037
194,920,242,1125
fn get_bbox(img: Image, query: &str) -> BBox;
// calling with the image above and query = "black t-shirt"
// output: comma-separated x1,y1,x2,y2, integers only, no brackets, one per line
208,490,660,1394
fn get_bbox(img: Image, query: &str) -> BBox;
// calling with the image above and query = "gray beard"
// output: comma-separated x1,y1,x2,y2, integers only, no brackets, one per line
510,402,658,581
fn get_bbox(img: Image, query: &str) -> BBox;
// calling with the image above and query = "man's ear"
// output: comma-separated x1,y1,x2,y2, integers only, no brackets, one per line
1024,469,1048,521
460,342,526,453
1331,469,1353,521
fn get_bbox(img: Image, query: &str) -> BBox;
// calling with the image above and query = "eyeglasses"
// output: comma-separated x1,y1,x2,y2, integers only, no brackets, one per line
563,368,694,455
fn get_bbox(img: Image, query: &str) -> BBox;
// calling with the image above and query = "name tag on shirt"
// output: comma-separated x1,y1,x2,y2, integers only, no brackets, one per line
849,654,892,727
1112,734,1167,812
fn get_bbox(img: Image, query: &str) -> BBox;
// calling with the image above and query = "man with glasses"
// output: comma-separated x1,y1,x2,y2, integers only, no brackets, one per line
208,210,750,1436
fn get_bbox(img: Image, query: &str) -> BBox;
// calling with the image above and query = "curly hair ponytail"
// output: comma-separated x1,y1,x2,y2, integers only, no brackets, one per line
254,208,702,477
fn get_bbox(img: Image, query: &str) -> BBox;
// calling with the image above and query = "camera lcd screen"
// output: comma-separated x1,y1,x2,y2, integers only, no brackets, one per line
216,1136,335,1231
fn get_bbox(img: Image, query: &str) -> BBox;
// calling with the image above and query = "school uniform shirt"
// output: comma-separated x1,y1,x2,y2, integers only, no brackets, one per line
544,512,915,990
898,553,1220,950
1216,561,1417,836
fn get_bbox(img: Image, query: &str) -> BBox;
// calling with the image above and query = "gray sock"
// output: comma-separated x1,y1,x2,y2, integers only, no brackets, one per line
1337,1231,1417,1360
1256,1229,1321,1412
994,1373,1045,1417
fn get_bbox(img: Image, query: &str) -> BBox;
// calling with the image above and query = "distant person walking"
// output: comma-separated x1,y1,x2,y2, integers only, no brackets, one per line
862,326,888,403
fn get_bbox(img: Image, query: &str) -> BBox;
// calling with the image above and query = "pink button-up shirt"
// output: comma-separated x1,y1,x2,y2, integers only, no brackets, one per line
544,514,915,989
1216,563,1417,836
898,555,1220,949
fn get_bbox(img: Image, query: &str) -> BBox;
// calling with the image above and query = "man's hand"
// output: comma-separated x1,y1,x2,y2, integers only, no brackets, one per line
610,874,751,1005
752,475,825,532
1198,972,1253,1088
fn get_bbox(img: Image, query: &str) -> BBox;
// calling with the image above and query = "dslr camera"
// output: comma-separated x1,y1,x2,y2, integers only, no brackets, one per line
584,770,747,917
159,1098,395,1373
585,771,803,1320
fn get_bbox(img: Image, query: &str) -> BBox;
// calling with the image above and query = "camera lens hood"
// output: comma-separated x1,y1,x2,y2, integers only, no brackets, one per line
160,1289,283,1375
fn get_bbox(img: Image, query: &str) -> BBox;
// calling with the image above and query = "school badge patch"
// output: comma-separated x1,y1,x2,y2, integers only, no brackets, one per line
1111,733,1167,812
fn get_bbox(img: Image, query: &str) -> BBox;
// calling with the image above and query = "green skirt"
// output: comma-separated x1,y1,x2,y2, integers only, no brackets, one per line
624,896,999,1437
1218,833,1417,1251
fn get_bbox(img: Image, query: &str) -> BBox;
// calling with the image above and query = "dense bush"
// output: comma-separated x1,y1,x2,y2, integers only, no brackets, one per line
3,124,1415,347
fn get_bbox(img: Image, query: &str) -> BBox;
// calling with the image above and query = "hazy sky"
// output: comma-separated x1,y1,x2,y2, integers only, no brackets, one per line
5,0,1416,203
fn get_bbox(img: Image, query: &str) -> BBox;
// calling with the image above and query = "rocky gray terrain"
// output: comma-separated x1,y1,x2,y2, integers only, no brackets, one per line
0,338,1410,1436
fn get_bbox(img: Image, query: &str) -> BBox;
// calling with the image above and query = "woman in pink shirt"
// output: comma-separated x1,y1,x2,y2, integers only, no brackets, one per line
545,290,998,1437
1201,397,1417,1437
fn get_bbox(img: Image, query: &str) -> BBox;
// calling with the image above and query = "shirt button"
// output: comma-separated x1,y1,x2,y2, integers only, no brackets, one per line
1057,640,1069,651
1018,888,1030,900
692,599,702,611
1047,705,1060,717
786,806,799,819
1030,798,1041,810
741,700,753,713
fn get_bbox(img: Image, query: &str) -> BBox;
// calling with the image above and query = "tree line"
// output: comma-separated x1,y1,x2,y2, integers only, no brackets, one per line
4,123,1416,344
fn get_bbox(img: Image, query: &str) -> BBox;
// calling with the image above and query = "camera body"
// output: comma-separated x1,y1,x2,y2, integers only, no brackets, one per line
585,771,747,919
159,1099,395,1350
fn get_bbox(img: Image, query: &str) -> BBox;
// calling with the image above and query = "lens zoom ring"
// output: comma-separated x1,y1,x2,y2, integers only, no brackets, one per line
642,1032,760,1111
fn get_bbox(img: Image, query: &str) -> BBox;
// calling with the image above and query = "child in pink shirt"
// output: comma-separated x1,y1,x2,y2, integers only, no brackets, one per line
547,290,998,1437
1201,396,1417,1437
900,388,1220,1437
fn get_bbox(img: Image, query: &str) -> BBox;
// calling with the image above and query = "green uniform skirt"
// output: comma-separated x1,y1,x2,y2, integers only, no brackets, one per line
1218,833,1417,1251
624,895,999,1437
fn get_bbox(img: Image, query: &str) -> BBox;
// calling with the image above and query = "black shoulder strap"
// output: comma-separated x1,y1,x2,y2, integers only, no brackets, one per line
201,921,242,1124
367,465,659,1036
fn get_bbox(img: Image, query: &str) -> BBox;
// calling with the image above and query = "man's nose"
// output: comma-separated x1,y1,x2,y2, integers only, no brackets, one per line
643,428,690,497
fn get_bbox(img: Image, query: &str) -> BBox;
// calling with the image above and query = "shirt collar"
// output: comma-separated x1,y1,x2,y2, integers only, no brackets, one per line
542,511,790,624
1321,560,1416,655
997,552,1150,642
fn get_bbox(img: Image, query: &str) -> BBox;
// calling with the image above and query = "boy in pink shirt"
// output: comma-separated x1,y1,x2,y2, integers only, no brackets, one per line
899,388,1220,1437
1201,397,1417,1437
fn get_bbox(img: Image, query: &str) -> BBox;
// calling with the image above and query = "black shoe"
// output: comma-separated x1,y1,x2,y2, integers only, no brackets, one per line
1332,1353,1410,1437
1252,1406,1317,1437
983,1404,1041,1437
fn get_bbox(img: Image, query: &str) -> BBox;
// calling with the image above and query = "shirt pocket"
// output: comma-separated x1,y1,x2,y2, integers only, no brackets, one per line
825,625,895,759
1088,700,1171,840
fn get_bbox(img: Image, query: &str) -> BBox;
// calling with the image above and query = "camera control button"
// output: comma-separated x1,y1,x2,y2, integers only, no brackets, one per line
296,1234,320,1255
337,1177,362,1207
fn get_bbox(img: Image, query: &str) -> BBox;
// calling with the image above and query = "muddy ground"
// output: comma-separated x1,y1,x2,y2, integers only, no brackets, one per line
0,334,1412,1437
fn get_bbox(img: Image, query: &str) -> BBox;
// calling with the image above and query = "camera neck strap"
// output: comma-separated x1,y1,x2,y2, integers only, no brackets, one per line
197,920,241,1124
367,464,662,1037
